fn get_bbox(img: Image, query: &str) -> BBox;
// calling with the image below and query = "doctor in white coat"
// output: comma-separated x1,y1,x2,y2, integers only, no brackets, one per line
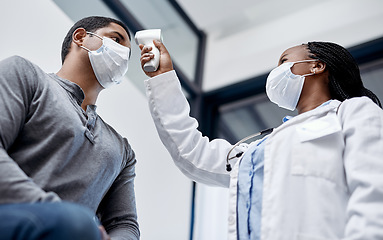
139,40,383,240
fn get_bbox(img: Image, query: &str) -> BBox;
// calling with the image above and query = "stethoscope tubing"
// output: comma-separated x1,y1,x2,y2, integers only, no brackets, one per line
225,128,273,172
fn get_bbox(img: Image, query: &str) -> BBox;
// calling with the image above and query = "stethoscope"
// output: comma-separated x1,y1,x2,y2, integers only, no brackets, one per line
225,128,274,172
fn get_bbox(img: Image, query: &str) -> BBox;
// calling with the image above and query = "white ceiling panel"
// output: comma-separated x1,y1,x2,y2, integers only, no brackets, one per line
178,0,383,90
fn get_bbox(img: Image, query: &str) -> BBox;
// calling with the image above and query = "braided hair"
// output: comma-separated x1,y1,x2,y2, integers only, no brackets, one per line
305,41,381,108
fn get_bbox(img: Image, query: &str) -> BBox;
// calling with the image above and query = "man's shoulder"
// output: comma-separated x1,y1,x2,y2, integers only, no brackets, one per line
97,115,135,151
97,115,125,141
95,115,136,168
0,56,52,86
1,55,32,67
0,55,43,75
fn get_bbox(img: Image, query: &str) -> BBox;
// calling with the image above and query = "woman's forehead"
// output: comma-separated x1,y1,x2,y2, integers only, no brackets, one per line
279,45,309,61
282,45,308,56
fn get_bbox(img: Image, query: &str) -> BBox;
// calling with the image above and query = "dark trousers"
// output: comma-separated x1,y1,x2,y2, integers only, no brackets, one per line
0,202,100,240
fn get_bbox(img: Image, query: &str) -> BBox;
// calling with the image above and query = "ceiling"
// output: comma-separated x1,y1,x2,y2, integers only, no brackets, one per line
52,0,383,91
176,0,383,90
176,0,330,40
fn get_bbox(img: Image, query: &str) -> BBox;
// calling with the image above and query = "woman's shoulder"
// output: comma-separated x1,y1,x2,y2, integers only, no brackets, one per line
342,96,380,109
339,96,382,119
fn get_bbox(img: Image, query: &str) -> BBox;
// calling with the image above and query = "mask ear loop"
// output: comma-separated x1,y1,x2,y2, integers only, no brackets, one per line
295,59,318,77
86,32,104,40
79,32,104,52
80,45,92,52
302,71,316,77
294,59,319,64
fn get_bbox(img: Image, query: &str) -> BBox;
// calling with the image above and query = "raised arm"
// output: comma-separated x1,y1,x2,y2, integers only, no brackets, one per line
140,41,247,187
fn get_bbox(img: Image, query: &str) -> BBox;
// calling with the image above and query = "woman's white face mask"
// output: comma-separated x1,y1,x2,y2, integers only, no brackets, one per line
80,32,131,89
265,59,317,111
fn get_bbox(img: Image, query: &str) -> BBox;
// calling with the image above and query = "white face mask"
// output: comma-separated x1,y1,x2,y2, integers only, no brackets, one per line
265,59,317,111
80,32,131,88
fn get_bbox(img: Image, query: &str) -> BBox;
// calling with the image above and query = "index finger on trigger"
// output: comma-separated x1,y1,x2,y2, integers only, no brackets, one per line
141,45,152,54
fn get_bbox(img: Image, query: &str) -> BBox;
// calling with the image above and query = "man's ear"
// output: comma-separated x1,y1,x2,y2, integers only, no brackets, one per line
72,28,87,47
311,60,326,74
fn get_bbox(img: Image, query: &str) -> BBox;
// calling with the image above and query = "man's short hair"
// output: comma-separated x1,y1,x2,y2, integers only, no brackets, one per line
61,16,131,64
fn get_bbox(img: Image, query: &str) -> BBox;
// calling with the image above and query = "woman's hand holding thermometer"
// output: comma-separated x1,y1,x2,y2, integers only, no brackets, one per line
135,29,173,77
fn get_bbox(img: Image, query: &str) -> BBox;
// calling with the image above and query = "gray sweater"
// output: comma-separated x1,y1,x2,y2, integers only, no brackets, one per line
0,56,139,239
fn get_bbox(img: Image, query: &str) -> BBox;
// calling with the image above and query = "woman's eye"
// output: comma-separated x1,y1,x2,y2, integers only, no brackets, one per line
280,58,287,64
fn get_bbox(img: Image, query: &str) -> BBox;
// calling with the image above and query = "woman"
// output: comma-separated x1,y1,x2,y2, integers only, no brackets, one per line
140,41,383,240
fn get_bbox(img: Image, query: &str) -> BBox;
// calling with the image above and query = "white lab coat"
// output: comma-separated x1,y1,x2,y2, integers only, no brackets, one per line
145,70,383,240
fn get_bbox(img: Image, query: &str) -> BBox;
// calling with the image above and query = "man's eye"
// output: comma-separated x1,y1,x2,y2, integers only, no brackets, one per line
112,37,120,43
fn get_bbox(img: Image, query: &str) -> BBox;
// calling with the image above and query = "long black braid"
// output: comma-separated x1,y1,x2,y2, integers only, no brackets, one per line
305,41,382,108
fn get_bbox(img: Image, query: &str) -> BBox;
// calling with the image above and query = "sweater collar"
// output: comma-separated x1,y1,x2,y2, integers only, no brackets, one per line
49,73,85,106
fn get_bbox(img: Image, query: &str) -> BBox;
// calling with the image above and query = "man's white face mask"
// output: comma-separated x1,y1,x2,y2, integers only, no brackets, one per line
265,59,317,111
80,32,131,88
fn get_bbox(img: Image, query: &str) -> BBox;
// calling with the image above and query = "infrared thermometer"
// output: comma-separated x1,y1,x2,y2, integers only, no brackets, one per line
135,29,162,72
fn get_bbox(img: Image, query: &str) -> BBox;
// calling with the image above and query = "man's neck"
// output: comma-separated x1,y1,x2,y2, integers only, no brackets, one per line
56,56,103,111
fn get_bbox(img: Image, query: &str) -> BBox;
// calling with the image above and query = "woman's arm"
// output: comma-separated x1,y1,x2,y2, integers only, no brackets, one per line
340,97,383,239
142,42,246,187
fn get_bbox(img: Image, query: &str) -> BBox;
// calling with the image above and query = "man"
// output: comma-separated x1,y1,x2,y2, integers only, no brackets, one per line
0,16,139,240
